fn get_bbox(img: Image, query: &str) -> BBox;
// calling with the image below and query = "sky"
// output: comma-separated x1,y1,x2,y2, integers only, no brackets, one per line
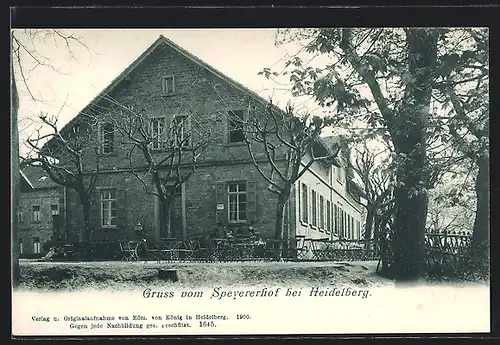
13,28,330,155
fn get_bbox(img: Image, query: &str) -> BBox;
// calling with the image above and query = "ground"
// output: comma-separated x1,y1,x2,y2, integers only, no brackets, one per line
18,259,394,292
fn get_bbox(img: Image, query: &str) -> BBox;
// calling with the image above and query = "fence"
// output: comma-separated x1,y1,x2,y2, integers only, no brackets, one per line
46,231,472,264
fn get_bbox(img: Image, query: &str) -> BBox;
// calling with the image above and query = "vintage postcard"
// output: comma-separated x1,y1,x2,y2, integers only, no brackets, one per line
11,24,490,336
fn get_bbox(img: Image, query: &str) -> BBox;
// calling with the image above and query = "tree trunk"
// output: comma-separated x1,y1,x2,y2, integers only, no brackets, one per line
471,153,489,271
82,201,91,243
160,197,174,241
78,191,91,243
274,191,290,241
11,63,20,289
364,207,375,250
391,28,438,285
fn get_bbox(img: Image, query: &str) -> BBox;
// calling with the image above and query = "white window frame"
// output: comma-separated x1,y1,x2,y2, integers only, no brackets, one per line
311,190,318,227
162,75,175,96
301,183,308,224
228,181,247,223
33,237,41,254
32,205,41,223
173,115,191,148
151,117,166,150
319,195,325,230
326,200,331,233
100,189,117,228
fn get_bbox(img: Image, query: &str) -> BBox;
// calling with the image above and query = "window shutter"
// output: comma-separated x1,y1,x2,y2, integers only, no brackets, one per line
89,189,100,230
215,182,227,224
116,189,127,228
246,181,257,224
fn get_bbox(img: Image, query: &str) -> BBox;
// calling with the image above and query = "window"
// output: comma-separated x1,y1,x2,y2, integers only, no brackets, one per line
340,209,345,238
33,237,41,254
228,110,244,143
228,182,247,223
151,117,166,150
173,115,190,147
73,124,80,134
356,220,361,239
51,204,59,216
18,206,23,223
311,190,317,227
100,189,117,227
32,205,41,222
326,200,331,233
101,123,114,154
334,204,339,235
166,184,182,196
19,238,23,255
301,183,308,223
337,166,343,184
162,76,175,95
319,195,325,229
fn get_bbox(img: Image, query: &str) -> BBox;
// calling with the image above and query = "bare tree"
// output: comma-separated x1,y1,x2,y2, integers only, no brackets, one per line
11,29,92,287
102,98,215,243
343,139,393,244
24,110,102,243
243,101,341,243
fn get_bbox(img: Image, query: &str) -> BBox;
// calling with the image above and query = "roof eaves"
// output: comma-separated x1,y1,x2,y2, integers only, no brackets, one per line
20,170,34,189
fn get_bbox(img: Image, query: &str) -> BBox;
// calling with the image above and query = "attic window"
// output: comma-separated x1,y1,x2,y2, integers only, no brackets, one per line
39,176,48,181
73,124,80,134
162,76,175,96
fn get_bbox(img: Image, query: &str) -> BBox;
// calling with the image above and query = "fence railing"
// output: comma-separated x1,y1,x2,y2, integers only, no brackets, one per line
44,231,472,263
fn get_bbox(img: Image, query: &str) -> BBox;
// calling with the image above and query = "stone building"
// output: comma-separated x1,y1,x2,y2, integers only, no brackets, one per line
42,35,364,246
18,166,65,257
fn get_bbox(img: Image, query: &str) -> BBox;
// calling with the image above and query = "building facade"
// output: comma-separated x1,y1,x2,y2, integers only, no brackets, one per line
18,166,66,257
44,35,364,247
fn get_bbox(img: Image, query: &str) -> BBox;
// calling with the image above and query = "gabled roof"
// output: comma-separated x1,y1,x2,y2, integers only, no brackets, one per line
49,35,281,143
21,166,60,189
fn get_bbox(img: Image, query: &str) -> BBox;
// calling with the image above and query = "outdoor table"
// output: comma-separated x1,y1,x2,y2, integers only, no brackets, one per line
309,238,332,260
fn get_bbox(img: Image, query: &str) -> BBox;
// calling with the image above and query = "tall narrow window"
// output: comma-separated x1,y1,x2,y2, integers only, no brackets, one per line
228,182,247,223
319,195,325,229
340,209,345,238
151,117,166,150
311,190,317,227
18,206,23,223
173,115,190,147
100,189,117,227
228,110,244,143
326,200,331,232
301,183,308,223
102,123,114,153
19,238,23,255
32,205,41,223
33,237,41,254
334,204,339,235
162,76,175,95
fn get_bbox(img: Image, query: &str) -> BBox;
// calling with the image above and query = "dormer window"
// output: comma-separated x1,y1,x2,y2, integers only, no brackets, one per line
162,76,175,96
